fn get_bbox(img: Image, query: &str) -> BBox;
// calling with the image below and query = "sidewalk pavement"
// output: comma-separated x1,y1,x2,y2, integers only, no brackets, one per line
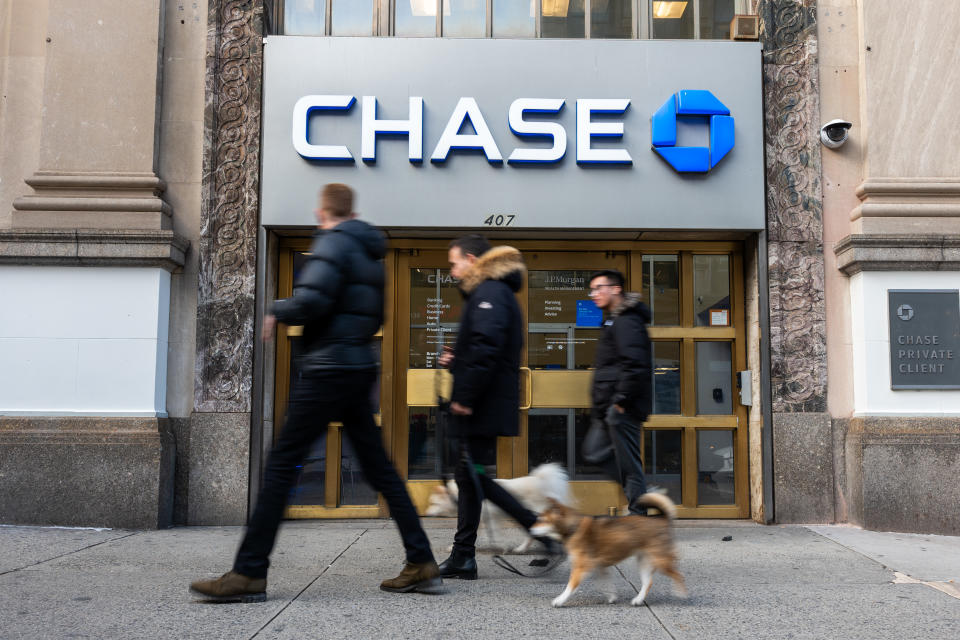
1,519,957,640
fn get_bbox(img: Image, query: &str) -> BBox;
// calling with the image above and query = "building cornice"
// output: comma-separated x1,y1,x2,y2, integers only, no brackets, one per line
834,234,960,276
11,171,172,230
0,228,188,271
852,178,960,222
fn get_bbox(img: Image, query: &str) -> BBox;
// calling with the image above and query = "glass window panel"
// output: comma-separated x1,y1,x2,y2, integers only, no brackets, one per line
289,437,326,505
409,268,462,369
696,341,732,414
532,409,602,480
529,409,568,472
591,0,632,39
643,429,682,504
652,341,681,414
693,256,733,327
331,0,374,36
650,1,693,39
284,0,326,35
397,0,439,36
542,0,585,38
572,409,606,479
697,430,735,504
641,255,680,326
528,270,604,370
699,0,734,39
693,255,730,326
443,0,486,37
340,434,378,504
494,0,535,37
408,407,460,479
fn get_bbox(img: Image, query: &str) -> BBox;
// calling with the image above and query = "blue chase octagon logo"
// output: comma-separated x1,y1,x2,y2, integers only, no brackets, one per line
651,90,734,173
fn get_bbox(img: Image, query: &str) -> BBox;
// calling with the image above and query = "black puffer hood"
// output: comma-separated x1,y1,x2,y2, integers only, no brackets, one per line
459,246,526,294
611,292,652,322
329,219,386,259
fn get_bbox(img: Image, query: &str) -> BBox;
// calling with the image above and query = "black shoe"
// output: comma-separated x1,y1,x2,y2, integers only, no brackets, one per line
438,551,478,580
533,536,564,556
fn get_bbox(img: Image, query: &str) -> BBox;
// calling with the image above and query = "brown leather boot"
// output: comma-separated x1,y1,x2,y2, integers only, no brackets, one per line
190,571,267,603
379,560,443,594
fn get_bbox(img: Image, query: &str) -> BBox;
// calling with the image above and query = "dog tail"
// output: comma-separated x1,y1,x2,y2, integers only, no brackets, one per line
634,492,677,520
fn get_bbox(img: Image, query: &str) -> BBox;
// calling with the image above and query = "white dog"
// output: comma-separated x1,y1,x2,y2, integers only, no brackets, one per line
425,463,571,553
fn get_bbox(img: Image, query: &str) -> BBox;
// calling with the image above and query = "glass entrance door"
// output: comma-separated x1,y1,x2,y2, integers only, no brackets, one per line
396,244,749,518
523,251,630,512
274,240,750,519
274,239,388,518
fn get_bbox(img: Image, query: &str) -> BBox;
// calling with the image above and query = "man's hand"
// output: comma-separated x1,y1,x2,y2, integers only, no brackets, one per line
438,345,455,368
262,314,277,341
613,404,625,414
450,401,473,416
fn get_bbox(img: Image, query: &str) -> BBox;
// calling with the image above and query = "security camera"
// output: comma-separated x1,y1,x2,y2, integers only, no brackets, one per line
820,119,852,149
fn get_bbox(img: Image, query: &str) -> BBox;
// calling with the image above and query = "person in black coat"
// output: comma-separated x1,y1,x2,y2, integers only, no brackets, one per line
191,184,441,602
437,235,558,580
588,269,652,515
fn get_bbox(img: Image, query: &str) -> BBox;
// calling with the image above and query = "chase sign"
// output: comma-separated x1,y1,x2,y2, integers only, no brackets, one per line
651,90,735,173
261,37,764,230
295,96,645,165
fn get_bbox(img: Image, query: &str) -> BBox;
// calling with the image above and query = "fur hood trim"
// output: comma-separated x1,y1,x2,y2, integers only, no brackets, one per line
611,292,649,319
459,245,526,294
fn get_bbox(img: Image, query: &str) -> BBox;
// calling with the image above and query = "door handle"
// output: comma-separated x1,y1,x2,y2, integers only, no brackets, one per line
519,367,532,410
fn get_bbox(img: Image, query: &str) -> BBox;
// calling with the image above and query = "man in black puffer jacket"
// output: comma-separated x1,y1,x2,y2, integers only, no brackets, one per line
588,269,652,515
191,184,440,602
437,235,558,580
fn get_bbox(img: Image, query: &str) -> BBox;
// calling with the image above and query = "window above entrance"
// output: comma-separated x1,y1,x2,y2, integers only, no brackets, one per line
270,0,750,39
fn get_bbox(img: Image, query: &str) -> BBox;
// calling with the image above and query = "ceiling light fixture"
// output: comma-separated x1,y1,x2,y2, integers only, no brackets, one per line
542,0,571,18
652,1,688,19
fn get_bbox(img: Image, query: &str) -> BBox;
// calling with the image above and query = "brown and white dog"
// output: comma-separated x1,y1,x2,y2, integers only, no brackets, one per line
424,463,571,553
530,493,687,607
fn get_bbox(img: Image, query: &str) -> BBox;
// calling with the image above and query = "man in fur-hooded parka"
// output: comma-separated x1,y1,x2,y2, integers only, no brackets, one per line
448,241,525,440
438,236,557,578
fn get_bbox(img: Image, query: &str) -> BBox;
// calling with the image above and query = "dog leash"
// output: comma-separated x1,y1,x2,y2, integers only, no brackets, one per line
491,551,566,578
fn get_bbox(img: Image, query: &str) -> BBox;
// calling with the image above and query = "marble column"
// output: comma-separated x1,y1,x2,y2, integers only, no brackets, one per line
190,0,263,524
758,0,833,523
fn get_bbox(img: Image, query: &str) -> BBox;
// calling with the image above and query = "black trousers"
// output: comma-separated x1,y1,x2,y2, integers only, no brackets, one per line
601,411,648,515
452,435,537,556
234,370,433,579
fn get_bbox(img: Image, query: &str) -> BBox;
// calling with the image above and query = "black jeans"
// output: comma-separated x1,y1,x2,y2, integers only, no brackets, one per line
452,435,537,556
601,411,648,515
234,370,433,578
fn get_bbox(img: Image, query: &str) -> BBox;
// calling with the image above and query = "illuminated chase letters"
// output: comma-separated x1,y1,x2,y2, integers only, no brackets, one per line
293,95,636,165
293,92,731,170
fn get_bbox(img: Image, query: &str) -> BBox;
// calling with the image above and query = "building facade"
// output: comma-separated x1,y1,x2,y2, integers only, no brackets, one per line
0,0,957,534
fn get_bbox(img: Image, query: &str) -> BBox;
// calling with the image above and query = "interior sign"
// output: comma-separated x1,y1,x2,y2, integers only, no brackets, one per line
293,95,641,165
888,290,960,389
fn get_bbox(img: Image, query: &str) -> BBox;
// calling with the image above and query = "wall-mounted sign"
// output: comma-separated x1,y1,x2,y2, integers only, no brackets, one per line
888,290,960,389
261,37,764,230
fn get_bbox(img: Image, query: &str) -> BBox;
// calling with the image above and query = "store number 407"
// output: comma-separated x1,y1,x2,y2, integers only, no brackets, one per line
483,214,515,227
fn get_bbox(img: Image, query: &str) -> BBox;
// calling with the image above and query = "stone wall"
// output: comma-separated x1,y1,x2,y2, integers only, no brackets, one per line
0,417,174,529
0,0,182,529
837,417,960,535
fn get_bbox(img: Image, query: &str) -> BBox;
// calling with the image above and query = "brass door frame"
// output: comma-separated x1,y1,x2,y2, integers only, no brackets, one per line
274,239,750,519
631,248,749,518
274,237,389,518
